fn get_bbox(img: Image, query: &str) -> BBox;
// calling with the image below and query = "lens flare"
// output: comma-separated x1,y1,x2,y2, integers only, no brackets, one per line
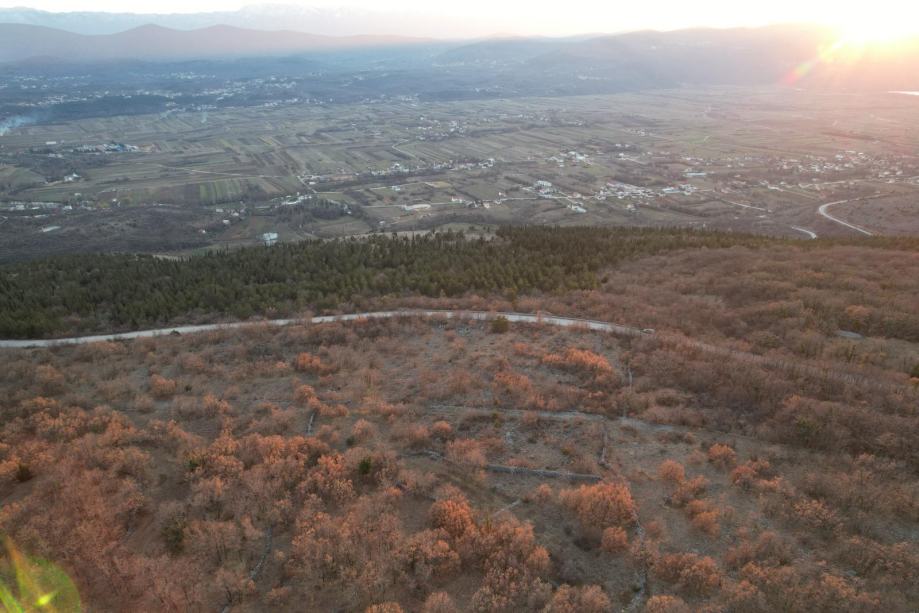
0,538,81,613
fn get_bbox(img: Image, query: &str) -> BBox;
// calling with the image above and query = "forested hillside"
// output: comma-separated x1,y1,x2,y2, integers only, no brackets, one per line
2,226,917,339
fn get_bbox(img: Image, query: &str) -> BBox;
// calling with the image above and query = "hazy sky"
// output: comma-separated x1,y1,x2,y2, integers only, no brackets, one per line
4,0,919,38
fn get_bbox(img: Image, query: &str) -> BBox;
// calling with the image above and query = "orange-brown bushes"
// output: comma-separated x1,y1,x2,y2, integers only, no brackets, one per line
302,453,355,504
559,482,636,536
364,397,407,421
290,496,404,604
837,536,919,588
542,347,619,389
544,584,611,613
294,352,337,375
657,463,720,536
707,443,737,469
542,347,613,373
725,530,795,570
789,498,842,536
350,418,377,442
685,499,721,537
431,420,453,441
422,592,458,613
395,529,460,590
492,369,544,410
600,526,629,553
730,458,773,490
180,353,210,374
429,496,476,540
469,519,551,611
395,424,431,449
644,595,691,613
671,473,709,506
652,552,722,597
428,492,554,610
34,364,65,395
658,459,685,483
738,563,881,613
246,403,296,435
445,370,475,398
445,439,487,468
365,604,404,613
150,374,178,399
345,448,400,487
529,483,554,504
294,383,318,405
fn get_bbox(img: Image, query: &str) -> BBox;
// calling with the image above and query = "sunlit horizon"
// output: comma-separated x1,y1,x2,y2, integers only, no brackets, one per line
2,0,919,41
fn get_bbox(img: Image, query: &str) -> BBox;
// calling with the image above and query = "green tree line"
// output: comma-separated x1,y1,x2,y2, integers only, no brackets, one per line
1,226,916,339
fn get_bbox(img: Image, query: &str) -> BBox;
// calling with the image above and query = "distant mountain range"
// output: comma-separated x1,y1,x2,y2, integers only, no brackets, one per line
2,19,919,91
0,5,487,38
437,25,919,91
0,23,428,62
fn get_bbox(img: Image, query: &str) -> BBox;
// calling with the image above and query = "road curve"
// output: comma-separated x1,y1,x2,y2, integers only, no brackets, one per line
0,310,648,349
817,199,874,236
3,308,911,397
790,226,818,239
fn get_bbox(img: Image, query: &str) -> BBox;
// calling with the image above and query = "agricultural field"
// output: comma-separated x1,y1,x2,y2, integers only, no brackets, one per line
3,87,919,260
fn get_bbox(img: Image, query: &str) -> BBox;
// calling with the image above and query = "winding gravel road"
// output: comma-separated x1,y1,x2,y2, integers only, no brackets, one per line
0,310,648,349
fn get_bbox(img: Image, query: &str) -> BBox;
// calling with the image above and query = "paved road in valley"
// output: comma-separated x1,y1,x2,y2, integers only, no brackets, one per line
817,199,874,236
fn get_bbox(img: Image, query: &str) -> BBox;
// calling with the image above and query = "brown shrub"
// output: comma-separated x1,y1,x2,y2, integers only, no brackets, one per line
365,603,403,613
542,347,614,375
180,354,209,374
397,529,461,589
790,498,841,536
365,397,407,421
707,443,737,469
600,526,629,553
469,518,551,611
645,520,665,540
303,453,355,503
431,420,454,441
644,595,691,613
559,482,636,534
35,364,66,395
838,536,919,586
653,552,722,596
201,393,230,417
725,531,794,569
740,563,881,612
670,475,709,507
530,483,554,504
730,460,767,490
658,460,685,484
350,418,376,442
294,352,336,375
429,496,476,539
545,584,611,613
445,439,487,468
492,369,541,409
422,592,458,613
294,383,317,405
398,424,431,449
685,499,720,537
150,374,178,399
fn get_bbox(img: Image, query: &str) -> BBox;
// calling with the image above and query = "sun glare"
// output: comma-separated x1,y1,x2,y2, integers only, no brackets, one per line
831,8,919,45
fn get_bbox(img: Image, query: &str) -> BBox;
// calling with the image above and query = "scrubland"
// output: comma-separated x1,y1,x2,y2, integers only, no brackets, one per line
2,275,917,612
